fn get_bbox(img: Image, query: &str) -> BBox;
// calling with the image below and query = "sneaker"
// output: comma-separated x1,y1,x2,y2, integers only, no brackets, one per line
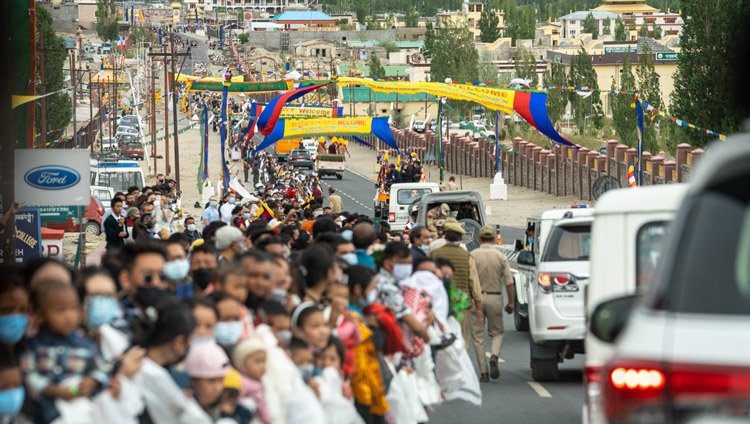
490,358,500,379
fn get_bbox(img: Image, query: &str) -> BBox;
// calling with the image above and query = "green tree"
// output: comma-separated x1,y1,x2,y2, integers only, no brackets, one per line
609,51,637,146
36,7,71,142
638,24,649,38
365,15,381,30
95,0,119,41
478,8,501,43
422,20,436,58
404,7,419,28
368,53,386,79
603,18,611,36
652,25,662,40
238,33,249,44
671,0,748,147
355,0,367,25
543,62,568,124
568,45,603,132
583,12,598,39
614,17,627,41
429,22,479,85
478,51,499,86
513,46,538,87
504,2,536,46
377,40,399,53
637,42,662,152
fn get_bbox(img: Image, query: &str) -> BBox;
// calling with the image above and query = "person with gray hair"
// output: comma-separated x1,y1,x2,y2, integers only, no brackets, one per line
214,225,244,264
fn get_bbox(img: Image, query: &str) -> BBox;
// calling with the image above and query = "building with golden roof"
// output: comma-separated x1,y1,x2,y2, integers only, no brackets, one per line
592,0,658,15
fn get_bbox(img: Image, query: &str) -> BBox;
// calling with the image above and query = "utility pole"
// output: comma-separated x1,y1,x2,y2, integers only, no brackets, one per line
27,0,36,149
150,52,157,175
70,51,78,148
1,0,17,262
163,43,170,175
170,30,181,192
39,23,46,148
89,71,93,152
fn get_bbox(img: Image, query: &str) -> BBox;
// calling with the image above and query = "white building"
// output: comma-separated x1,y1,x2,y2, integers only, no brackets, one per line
559,10,620,39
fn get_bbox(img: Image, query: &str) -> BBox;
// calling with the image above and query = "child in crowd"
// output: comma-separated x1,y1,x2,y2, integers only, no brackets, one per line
324,282,360,379
214,265,254,339
288,337,315,383
22,280,111,423
185,341,252,424
313,337,363,424
208,291,246,352
232,337,271,424
291,302,331,354
188,296,218,345
0,264,29,346
78,269,129,360
0,347,28,422
257,301,291,348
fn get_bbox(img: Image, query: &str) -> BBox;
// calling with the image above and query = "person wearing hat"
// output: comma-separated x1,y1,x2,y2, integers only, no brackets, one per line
327,187,343,214
469,226,515,382
185,342,252,423
215,225,244,264
429,220,483,350
232,337,271,424
426,203,450,239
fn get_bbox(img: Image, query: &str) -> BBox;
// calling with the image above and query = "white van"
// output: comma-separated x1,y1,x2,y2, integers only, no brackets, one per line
583,184,687,424
388,182,440,231
512,205,594,331
90,159,146,193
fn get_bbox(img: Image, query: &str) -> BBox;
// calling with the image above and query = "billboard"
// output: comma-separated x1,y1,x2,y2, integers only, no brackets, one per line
15,149,90,207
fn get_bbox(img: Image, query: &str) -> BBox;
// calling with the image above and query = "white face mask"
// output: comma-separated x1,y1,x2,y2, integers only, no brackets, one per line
341,253,358,266
163,258,189,281
392,263,413,281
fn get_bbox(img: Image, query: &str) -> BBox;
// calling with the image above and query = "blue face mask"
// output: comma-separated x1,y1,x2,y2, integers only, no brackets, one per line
163,258,190,281
0,314,29,345
210,201,218,207
298,364,314,383
341,229,353,241
243,212,251,219
0,387,25,418
229,197,236,204
341,253,358,266
528,237,534,244
85,296,121,328
214,321,244,347
187,224,197,232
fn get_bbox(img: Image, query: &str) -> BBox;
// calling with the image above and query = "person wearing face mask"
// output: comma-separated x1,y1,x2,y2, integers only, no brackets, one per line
116,242,171,328
164,239,193,299
207,292,246,353
0,349,29,424
220,193,237,224
133,298,213,423
135,213,156,242
202,197,220,228
0,264,29,346
182,216,201,243
189,244,220,294
214,226,244,264
408,225,431,260
376,242,430,341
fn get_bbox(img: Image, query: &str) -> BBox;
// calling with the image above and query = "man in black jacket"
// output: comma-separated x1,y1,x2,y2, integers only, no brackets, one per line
104,198,128,251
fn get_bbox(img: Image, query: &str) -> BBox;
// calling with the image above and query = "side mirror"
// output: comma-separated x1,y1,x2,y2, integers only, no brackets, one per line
590,295,639,344
517,250,535,266
514,239,524,251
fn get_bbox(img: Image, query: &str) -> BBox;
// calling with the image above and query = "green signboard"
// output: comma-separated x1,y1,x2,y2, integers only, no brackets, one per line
38,206,80,223
656,52,679,61
604,46,638,54
189,80,291,93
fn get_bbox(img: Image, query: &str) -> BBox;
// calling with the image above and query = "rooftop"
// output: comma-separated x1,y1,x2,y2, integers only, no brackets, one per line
272,11,336,24
560,11,621,20
347,40,424,49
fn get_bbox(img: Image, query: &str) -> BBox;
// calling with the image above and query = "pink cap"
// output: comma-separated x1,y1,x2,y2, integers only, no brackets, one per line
185,342,231,379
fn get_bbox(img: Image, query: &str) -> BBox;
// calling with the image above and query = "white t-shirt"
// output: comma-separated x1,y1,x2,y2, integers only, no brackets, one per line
220,202,235,224
135,358,213,424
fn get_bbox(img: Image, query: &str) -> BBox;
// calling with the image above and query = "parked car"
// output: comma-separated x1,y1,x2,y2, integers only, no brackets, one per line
589,135,750,424
118,115,143,130
523,214,593,381
43,196,104,236
91,186,116,214
123,142,145,160
115,125,138,138
101,137,118,151
583,184,688,424
289,148,314,169
413,120,426,133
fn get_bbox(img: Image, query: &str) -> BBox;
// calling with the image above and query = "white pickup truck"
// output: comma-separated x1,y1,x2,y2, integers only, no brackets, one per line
315,154,345,180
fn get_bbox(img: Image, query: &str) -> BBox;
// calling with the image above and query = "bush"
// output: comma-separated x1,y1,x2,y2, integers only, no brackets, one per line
238,33,249,44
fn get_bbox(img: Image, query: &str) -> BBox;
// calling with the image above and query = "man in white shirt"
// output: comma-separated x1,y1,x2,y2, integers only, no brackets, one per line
219,192,237,224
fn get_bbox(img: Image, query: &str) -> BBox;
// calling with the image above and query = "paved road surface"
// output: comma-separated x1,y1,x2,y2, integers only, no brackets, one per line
318,169,526,243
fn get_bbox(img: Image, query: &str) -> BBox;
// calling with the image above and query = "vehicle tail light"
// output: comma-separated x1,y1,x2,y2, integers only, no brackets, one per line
538,273,552,292
388,212,396,223
602,360,666,422
585,365,602,384
537,272,578,293
554,274,570,285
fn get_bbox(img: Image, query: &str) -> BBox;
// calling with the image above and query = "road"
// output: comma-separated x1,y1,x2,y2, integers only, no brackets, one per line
318,169,526,243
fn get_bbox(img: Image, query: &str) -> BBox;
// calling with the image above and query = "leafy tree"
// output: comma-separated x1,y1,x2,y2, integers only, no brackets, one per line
36,7,71,142
422,21,436,58
568,45,603,132
652,25,662,40
365,15,381,30
368,53,386,80
543,62,568,124
513,46,538,87
378,40,399,53
238,33,249,44
638,24,649,38
404,7,419,28
614,17,627,41
637,42,662,152
504,2,536,46
355,0,367,25
96,0,119,41
602,18,611,36
478,51,499,86
583,13,598,39
609,51,637,146
430,21,479,84
384,13,395,29
478,8,501,43
671,0,749,147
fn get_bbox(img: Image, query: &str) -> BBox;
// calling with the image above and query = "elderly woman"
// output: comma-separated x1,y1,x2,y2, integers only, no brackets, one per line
124,207,140,245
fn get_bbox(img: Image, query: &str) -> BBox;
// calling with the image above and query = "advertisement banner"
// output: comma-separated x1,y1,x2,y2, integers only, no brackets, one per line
188,80,292,93
0,209,42,263
15,150,90,207
284,117,373,138
250,103,343,119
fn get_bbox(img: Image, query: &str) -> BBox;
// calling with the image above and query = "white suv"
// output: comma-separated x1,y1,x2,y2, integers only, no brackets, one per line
590,134,750,424
522,214,593,381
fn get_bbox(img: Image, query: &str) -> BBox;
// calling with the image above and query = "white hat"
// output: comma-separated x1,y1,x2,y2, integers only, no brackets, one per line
232,337,266,374
214,226,243,250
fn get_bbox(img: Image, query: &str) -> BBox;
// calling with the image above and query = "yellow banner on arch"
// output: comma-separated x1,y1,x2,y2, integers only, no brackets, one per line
283,117,373,138
336,77,516,113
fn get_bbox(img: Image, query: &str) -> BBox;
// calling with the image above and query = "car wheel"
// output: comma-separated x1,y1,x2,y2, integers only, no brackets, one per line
337,174,343,180
531,358,559,382
514,292,529,332
84,222,101,236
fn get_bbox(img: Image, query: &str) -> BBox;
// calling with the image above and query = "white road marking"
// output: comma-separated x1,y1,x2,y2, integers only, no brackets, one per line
527,381,553,398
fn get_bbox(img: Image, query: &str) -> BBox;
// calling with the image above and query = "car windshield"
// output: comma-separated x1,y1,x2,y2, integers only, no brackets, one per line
397,188,431,205
541,224,592,262
663,174,750,315
635,221,670,288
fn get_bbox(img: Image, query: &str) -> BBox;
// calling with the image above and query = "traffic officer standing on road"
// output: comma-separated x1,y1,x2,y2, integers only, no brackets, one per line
327,187,343,214
470,225,515,382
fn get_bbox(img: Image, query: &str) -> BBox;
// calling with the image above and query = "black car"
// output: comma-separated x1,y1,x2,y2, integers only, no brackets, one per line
289,148,314,169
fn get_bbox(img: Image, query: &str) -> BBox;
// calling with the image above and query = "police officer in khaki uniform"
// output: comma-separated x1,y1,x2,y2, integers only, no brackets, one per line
469,225,515,382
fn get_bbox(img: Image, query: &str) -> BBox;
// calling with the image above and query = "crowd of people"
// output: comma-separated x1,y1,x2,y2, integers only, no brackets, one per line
0,152,519,423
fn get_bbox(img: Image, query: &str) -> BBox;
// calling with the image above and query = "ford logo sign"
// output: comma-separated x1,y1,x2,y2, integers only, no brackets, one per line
24,166,81,191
